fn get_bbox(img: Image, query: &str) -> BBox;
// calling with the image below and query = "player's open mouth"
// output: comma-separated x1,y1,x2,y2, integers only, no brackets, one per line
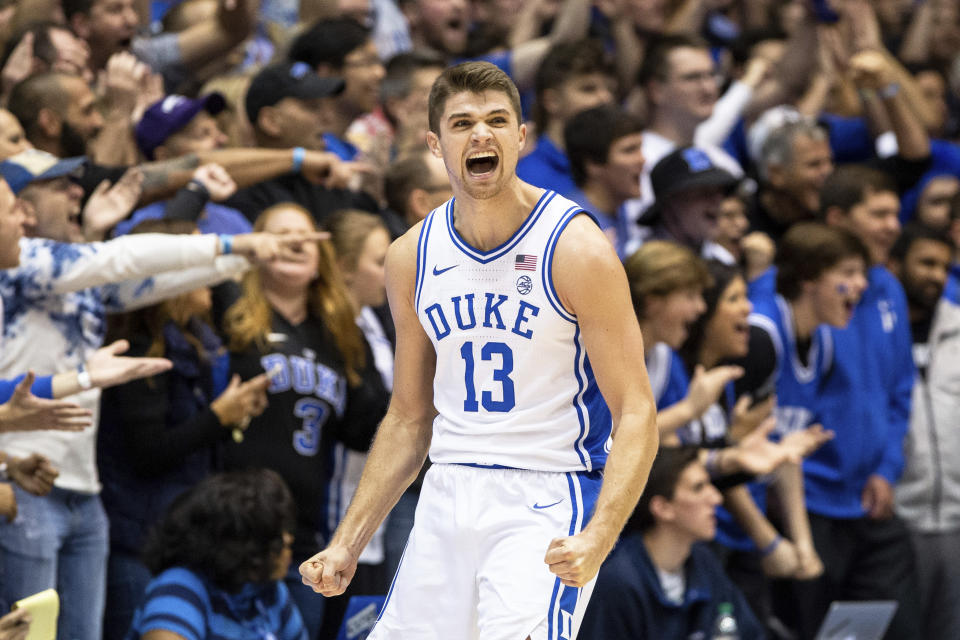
466,151,499,176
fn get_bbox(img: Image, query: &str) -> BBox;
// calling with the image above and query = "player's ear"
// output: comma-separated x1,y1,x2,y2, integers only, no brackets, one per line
518,122,527,153
426,131,442,158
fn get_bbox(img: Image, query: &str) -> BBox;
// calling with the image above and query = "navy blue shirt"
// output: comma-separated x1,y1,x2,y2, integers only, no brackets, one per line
579,535,764,639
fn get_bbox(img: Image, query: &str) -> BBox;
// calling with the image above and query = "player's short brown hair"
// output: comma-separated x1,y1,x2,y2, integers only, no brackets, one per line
428,61,522,135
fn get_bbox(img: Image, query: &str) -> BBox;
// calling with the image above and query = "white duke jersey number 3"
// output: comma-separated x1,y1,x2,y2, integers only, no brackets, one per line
415,191,612,472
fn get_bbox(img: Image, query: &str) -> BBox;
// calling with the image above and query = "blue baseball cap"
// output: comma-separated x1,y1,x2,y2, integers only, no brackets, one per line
135,93,227,160
0,149,86,194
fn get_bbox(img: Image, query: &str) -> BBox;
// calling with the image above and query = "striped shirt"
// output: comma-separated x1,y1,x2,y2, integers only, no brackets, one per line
126,567,306,640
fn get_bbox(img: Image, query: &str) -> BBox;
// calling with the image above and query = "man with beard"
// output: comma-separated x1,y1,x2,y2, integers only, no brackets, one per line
889,224,960,640
7,72,102,160
3,70,370,225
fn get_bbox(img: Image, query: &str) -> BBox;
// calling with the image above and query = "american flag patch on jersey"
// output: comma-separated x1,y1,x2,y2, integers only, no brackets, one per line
515,254,537,271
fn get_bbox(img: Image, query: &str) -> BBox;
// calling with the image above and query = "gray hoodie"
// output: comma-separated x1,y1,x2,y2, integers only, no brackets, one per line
896,297,960,533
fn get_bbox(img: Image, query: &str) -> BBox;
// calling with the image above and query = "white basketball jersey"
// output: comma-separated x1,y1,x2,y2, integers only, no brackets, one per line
415,191,612,472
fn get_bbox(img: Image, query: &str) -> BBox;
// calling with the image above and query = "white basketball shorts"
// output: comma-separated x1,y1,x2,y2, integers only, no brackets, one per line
368,463,603,640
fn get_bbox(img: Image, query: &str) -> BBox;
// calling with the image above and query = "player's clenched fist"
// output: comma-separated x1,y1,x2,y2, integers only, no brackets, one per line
299,545,358,596
544,531,608,588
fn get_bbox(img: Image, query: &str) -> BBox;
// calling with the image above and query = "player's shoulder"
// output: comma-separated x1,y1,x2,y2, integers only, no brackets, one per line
549,210,629,316
552,210,621,271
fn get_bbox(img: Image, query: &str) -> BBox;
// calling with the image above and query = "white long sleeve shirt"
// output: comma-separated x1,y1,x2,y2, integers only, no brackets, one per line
0,233,248,493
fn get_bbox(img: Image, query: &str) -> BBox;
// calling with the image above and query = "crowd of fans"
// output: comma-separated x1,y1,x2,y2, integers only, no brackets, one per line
0,0,958,638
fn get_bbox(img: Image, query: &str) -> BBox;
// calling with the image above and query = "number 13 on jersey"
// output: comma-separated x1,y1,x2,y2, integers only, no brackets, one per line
460,341,516,412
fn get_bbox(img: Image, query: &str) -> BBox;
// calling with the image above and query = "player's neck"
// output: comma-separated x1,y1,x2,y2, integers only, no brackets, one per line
451,180,544,252
643,528,693,574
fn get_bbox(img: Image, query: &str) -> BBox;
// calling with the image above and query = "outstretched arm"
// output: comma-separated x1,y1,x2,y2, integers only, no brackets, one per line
135,148,348,205
544,215,658,587
300,223,436,596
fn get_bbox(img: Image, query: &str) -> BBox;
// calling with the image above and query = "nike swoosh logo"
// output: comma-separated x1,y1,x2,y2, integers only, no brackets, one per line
433,264,458,276
532,500,563,510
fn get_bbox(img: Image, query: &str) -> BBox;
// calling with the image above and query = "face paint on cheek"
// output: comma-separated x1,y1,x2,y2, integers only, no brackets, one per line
836,283,849,295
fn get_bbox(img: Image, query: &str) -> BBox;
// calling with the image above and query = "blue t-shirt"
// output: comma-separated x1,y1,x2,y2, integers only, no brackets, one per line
127,567,306,640
517,136,577,197
114,202,253,237
565,187,630,260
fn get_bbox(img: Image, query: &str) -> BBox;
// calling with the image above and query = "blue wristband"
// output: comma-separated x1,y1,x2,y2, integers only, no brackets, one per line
219,234,233,255
292,146,306,174
760,535,783,557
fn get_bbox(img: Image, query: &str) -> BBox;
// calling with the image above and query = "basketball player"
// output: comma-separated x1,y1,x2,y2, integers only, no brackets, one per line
300,62,659,640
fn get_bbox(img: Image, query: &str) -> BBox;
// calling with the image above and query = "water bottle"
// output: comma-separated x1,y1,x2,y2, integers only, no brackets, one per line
712,602,740,640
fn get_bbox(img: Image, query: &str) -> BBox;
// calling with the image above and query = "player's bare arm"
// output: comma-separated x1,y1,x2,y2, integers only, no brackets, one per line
543,214,659,588
300,224,437,596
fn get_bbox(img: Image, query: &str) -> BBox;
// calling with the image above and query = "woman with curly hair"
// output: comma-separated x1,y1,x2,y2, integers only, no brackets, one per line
127,468,304,640
218,202,365,635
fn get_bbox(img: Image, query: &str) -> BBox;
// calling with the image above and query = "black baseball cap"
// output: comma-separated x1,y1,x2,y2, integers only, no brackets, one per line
245,61,345,126
641,146,738,225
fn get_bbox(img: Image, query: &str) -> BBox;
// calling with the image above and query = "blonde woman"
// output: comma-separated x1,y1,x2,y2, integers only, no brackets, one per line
220,202,365,636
